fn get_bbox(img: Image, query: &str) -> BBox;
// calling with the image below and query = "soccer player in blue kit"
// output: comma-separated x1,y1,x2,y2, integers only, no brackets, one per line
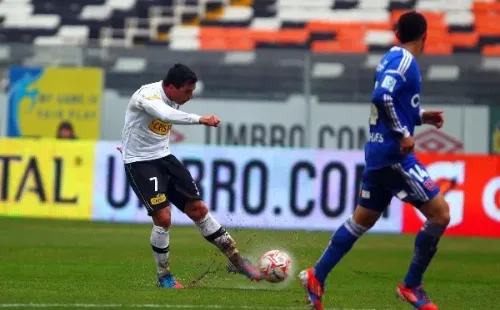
299,11,450,310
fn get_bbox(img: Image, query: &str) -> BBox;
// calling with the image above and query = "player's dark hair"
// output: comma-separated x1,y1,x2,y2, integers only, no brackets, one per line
163,63,198,88
396,11,427,43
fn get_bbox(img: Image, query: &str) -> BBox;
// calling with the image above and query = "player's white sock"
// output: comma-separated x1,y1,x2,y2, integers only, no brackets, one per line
195,213,238,257
150,225,170,277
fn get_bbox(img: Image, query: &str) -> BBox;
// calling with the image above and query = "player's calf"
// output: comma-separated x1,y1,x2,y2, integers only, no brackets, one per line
150,208,183,288
403,194,449,293
150,223,185,289
313,206,376,284
185,200,238,257
151,225,171,277
185,200,263,280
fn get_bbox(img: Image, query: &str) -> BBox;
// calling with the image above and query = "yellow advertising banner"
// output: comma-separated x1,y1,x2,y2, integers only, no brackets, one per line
8,66,103,139
0,139,95,220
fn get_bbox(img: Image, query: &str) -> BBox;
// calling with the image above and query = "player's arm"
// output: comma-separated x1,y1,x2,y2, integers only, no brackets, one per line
371,71,410,139
420,109,444,128
137,94,201,124
405,94,443,128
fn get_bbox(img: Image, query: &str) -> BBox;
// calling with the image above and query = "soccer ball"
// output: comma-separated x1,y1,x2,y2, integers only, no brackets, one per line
258,250,292,283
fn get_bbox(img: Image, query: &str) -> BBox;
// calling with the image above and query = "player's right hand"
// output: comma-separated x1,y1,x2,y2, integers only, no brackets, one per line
400,135,415,155
200,115,220,127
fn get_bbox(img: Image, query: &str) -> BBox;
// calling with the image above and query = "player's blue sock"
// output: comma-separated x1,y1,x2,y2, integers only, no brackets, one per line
404,221,446,288
314,216,368,284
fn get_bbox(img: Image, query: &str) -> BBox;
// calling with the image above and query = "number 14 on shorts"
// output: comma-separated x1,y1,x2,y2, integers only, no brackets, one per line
409,165,436,191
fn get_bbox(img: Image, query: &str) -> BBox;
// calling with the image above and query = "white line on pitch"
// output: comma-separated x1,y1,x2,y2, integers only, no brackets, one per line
0,304,385,310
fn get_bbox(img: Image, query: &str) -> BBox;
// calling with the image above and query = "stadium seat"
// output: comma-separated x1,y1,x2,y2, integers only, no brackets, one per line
0,0,499,103
0,0,497,55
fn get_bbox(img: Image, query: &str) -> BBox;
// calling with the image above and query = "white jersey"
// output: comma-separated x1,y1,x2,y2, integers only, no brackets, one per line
121,81,201,164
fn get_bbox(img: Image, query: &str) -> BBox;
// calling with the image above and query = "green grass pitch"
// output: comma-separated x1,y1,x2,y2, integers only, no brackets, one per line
0,217,499,310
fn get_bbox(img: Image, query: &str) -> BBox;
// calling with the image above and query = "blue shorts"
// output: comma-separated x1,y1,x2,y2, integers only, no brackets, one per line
358,159,440,213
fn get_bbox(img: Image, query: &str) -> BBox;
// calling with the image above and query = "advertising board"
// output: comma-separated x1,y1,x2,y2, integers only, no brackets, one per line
0,138,95,219
92,142,403,233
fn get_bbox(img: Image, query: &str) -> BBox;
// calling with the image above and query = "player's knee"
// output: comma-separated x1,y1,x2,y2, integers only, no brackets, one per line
152,208,171,229
423,195,450,227
153,216,171,229
352,205,381,228
432,203,450,227
185,200,208,222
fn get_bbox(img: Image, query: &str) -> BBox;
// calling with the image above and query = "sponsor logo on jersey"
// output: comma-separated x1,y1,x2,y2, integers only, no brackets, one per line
146,94,161,100
381,75,397,92
149,119,172,135
151,193,167,205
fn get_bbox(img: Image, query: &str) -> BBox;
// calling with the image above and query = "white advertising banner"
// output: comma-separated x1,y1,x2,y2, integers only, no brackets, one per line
92,142,403,233
309,100,489,153
182,98,489,153
99,91,489,154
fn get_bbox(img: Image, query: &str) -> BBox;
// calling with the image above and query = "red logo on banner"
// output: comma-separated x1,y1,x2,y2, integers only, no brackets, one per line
170,129,185,143
414,129,463,153
402,154,500,238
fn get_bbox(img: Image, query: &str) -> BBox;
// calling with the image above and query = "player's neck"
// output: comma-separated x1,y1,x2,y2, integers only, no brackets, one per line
162,85,174,102
399,43,420,57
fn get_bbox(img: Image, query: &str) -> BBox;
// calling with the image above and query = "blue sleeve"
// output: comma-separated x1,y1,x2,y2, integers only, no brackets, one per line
371,54,414,139
416,107,424,126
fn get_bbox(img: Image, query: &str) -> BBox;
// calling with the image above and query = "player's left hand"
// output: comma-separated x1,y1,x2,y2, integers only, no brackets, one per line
200,115,221,127
422,110,444,129
116,145,123,153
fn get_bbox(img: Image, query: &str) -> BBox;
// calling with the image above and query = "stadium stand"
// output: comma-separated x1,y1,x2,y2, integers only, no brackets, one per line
0,0,499,103
0,0,499,55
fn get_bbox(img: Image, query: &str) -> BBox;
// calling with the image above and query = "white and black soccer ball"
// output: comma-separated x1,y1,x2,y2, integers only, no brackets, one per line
258,250,292,283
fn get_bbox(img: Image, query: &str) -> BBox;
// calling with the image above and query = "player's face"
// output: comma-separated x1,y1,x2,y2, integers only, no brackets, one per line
174,83,196,105
418,33,427,55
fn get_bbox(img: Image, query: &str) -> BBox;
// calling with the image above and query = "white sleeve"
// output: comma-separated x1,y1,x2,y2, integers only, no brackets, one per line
137,95,201,124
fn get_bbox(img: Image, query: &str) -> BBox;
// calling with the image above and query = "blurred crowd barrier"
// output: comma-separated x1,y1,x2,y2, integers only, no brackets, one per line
0,75,498,154
0,138,499,238
0,45,499,154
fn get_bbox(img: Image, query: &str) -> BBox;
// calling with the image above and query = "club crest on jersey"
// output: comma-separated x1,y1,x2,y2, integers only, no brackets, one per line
149,119,172,135
151,193,167,205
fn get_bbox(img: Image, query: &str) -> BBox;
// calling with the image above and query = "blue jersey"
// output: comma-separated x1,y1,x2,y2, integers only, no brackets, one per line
358,47,440,212
364,46,423,170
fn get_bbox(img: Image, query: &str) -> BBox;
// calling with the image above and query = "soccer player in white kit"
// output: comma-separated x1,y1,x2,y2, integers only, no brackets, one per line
119,63,263,288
